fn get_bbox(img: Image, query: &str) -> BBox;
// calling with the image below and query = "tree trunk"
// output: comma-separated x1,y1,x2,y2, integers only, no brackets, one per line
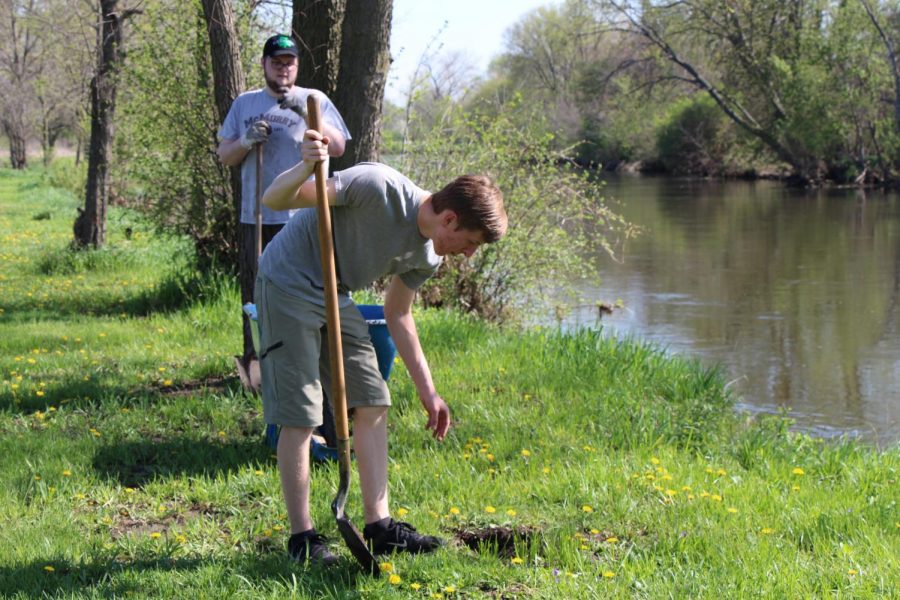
200,0,245,271
2,119,27,169
293,0,346,97
74,0,136,248
332,0,393,170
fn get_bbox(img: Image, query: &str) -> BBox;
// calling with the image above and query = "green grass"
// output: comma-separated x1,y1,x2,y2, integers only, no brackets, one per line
1,167,898,598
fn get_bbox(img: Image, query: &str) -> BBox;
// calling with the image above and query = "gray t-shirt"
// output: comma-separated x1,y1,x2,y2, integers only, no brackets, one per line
259,163,442,307
218,86,350,225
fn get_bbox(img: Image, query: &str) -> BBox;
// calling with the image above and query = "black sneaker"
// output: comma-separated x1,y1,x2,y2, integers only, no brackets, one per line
363,518,444,556
287,529,339,566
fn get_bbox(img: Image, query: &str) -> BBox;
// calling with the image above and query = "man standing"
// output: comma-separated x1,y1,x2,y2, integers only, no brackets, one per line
217,34,351,387
256,128,508,565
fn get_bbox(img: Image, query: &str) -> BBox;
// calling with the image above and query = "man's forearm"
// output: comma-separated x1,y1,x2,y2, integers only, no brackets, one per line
217,138,250,167
262,160,317,210
386,310,437,403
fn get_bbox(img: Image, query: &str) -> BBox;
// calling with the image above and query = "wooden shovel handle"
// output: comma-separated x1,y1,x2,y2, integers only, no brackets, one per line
306,95,352,470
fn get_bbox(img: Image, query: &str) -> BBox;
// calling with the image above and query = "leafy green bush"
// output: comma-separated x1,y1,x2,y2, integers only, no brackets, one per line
656,95,730,175
394,102,635,323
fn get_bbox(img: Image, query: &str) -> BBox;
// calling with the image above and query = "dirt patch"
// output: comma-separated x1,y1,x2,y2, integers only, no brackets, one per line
455,525,539,558
153,375,233,397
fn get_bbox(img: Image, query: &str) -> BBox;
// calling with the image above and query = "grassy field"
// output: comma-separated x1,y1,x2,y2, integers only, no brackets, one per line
1,167,898,598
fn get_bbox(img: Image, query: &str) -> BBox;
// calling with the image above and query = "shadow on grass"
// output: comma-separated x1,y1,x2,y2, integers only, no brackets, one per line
0,373,243,413
0,553,368,596
0,266,234,324
92,436,274,488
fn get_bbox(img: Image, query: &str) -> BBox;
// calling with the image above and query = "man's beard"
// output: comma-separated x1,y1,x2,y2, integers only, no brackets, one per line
265,74,295,95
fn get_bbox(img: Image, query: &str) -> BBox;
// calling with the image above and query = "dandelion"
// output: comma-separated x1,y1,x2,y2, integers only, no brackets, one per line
542,467,551,474
582,505,594,513
449,507,460,515
711,494,723,502
716,469,727,476
727,507,738,514
62,470,71,477
511,557,524,564
218,431,226,437
163,379,173,386
590,528,600,535
792,467,805,476
444,585,456,593
848,569,858,575
90,428,101,437
36,390,45,397
602,571,615,578
506,509,517,517
521,449,531,457
388,573,402,585
380,562,393,573
411,583,422,590
792,485,800,492
150,532,161,539
665,489,677,497
175,535,187,544
43,565,55,573
34,475,41,481
397,507,409,517
606,537,619,544
255,470,264,475
486,454,495,462
681,486,692,492
485,506,496,514
760,528,775,535
650,457,660,465
125,487,135,494
158,367,166,372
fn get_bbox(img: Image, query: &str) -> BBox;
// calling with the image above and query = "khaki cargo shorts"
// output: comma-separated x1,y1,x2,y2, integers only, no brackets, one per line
255,275,390,428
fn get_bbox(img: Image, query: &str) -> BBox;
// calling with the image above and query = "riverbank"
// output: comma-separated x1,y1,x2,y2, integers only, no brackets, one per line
1,168,897,597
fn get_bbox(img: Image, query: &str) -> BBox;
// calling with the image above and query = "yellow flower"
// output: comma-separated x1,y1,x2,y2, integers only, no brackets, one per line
175,535,187,543
606,537,619,544
485,506,496,514
848,569,858,575
486,454,495,462
711,494,723,502
761,527,775,535
380,562,393,573
792,467,805,476
150,532,161,539
511,557,524,564
34,475,41,481
506,509,517,517
255,470,263,475
163,379,173,386
90,428,101,437
681,486,692,492
521,449,531,457
542,467,551,474
727,507,738,514
410,582,422,590
43,565,55,573
602,571,615,578
125,487,135,494
36,390,45,397
650,457,660,465
792,485,800,492
444,586,456,593
449,507,460,515
218,431,226,437
62,470,71,477
716,469,727,476
397,507,409,517
582,505,594,513
389,574,402,585
665,489,677,497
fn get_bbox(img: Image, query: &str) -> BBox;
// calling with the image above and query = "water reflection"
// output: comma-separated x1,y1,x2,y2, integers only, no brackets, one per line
559,176,900,446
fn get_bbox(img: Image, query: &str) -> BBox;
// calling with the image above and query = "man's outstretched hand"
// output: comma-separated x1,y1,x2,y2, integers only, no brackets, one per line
421,393,451,441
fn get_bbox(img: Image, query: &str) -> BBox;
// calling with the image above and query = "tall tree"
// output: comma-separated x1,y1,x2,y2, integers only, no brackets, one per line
201,0,245,267
293,0,345,96
332,0,392,169
0,0,39,169
74,0,140,248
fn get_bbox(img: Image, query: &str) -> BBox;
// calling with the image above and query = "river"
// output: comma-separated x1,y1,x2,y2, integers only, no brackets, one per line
558,175,900,446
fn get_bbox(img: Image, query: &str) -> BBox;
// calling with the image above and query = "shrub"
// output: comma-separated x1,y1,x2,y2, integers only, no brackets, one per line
656,95,730,175
394,102,636,323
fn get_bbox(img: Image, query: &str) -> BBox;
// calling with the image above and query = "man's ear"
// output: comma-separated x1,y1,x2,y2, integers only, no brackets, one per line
440,210,458,228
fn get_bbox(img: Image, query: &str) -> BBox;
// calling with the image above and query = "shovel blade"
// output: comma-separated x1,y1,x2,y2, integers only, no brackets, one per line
336,515,379,576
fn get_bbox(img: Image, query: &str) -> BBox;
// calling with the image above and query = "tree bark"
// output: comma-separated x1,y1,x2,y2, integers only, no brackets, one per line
74,0,137,248
332,0,393,170
293,0,346,97
200,0,245,270
2,119,27,169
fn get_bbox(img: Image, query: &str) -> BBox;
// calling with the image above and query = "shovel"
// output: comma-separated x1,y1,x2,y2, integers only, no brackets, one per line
307,94,380,576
